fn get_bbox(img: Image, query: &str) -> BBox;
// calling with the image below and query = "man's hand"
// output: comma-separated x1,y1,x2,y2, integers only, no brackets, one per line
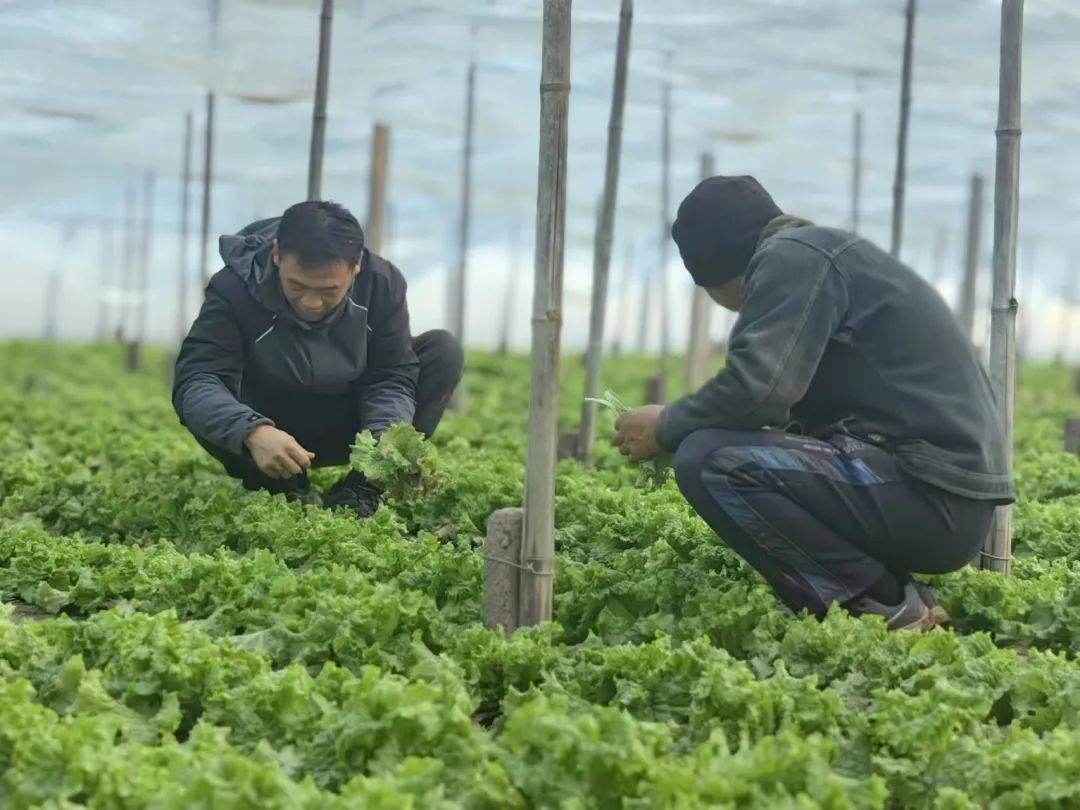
612,405,664,461
244,425,315,479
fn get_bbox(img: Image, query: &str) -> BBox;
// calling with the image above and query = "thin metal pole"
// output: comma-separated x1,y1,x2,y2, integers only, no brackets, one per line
891,0,917,257
959,173,985,341
136,168,156,344
499,221,522,355
178,112,193,343
199,92,215,288
307,0,333,201
686,152,716,391
577,0,633,465
984,0,1024,575
97,221,115,340
366,123,390,254
851,109,863,233
656,51,673,392
520,0,571,629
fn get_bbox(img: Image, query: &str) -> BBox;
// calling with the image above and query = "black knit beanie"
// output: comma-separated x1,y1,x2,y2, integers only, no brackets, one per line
670,175,782,287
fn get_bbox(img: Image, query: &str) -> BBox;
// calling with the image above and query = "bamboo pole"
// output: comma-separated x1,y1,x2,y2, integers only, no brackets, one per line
498,222,522,355
136,168,156,344
307,0,333,201
984,0,1024,576
851,109,863,233
611,242,633,355
97,221,115,340
1057,257,1077,364
685,151,716,392
656,51,673,392
519,0,571,629
1017,237,1036,359
366,123,390,254
635,268,650,354
43,222,75,341
890,0,916,257
177,112,193,344
930,226,948,286
199,92,215,288
577,0,633,466
451,61,476,350
958,173,985,342
122,178,139,339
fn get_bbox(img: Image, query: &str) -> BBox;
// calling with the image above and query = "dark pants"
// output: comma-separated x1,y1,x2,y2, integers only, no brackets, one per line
673,428,995,615
203,330,463,494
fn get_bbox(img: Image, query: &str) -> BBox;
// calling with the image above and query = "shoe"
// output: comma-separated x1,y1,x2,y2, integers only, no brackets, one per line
912,581,951,627
323,470,382,518
846,582,932,631
284,487,323,508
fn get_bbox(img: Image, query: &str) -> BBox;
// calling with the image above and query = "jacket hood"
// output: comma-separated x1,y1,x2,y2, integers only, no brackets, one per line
218,217,280,287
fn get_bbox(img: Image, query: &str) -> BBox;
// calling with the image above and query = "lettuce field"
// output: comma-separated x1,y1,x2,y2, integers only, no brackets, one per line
1,341,1079,808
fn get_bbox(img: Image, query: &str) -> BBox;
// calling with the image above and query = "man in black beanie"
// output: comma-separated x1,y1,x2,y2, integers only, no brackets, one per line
612,176,1013,630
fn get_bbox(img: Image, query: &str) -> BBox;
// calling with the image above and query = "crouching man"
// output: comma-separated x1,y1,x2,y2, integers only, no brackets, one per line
613,176,1014,630
173,200,463,517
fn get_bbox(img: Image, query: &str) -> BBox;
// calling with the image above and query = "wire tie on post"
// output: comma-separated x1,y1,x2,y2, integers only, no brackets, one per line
484,555,555,577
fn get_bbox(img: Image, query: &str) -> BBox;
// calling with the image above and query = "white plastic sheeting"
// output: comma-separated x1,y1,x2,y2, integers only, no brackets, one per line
1,0,1078,357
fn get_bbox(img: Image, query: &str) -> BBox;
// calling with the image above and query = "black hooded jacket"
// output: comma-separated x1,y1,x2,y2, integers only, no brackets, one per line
172,218,419,456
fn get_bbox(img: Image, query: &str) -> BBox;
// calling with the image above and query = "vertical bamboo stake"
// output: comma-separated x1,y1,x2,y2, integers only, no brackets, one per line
199,92,215,287
958,173,985,341
635,268,650,354
449,60,476,410
984,0,1024,576
577,0,633,465
656,51,673,391
366,122,390,254
890,0,916,257
122,178,139,338
136,168,156,344
611,243,633,355
307,0,333,201
97,221,115,340
498,221,522,355
178,112,193,344
930,226,948,285
519,0,571,629
452,62,476,350
1057,257,1077,364
43,222,76,341
1017,237,1036,359
851,109,863,233
685,151,716,391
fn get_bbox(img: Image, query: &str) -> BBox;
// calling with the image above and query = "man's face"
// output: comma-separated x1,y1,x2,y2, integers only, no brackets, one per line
273,241,360,322
705,277,745,312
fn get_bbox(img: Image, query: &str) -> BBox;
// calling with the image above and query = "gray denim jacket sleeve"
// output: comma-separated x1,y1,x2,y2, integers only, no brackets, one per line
172,287,273,455
656,237,849,451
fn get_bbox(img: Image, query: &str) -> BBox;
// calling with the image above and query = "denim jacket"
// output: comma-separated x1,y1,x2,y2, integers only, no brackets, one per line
657,215,1014,503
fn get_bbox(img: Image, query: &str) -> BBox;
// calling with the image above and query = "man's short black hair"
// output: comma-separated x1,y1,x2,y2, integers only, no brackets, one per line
277,201,365,268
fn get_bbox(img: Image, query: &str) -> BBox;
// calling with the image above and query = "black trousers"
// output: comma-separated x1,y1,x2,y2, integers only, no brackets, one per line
202,330,463,494
673,428,995,615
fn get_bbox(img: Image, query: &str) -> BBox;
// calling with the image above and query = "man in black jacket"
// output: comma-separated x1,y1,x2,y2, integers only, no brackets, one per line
613,176,1014,630
173,200,463,517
